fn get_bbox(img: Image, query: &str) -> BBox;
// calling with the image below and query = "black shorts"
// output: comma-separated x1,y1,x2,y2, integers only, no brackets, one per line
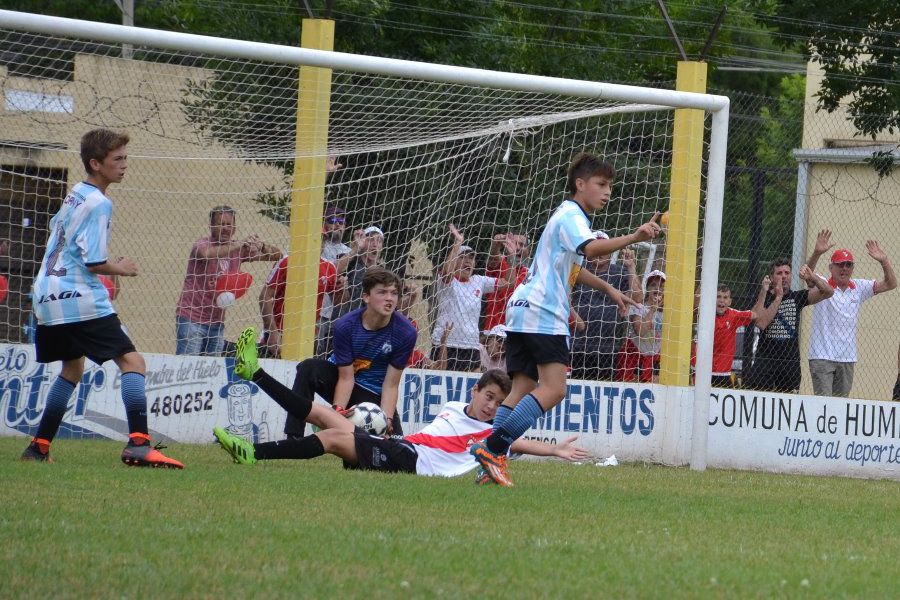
35,314,136,365
348,428,418,474
505,331,570,381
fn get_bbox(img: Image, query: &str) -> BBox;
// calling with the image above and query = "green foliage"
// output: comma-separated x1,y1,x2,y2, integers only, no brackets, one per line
3,437,899,598
775,0,899,139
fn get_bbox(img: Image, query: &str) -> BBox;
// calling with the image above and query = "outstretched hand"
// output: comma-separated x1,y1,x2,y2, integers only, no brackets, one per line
634,212,663,242
554,435,590,462
116,257,139,277
814,229,835,255
866,240,888,263
449,223,464,244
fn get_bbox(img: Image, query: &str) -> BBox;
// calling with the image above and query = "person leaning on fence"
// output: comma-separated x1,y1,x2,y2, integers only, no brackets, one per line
175,205,281,356
710,283,760,388
804,230,897,397
431,223,514,372
744,258,833,394
314,205,352,359
615,269,666,383
258,254,339,358
571,230,641,382
483,231,530,331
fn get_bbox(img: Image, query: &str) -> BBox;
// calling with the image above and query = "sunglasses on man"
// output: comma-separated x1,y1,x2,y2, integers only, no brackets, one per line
833,261,854,268
325,216,345,224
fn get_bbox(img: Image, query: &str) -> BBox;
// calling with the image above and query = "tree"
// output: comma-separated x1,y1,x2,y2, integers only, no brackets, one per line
776,1,899,139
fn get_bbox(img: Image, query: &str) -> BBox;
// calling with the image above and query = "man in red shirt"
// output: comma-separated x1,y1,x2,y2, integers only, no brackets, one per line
259,256,339,358
483,232,529,331
711,284,758,388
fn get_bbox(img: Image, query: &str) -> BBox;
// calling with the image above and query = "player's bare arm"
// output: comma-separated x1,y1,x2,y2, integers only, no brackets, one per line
88,256,138,277
510,435,589,461
332,364,356,411
380,365,404,434
576,268,639,314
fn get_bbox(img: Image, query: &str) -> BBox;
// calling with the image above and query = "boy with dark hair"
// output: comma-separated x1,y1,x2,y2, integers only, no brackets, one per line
22,128,183,468
469,151,661,487
276,266,417,438
710,283,759,388
745,257,833,393
215,367,588,478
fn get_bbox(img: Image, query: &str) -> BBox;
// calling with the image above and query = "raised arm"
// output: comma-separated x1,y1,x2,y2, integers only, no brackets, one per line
486,233,506,272
438,223,464,283
619,248,643,304
800,264,834,304
335,229,365,274
583,213,661,260
805,229,834,272
867,240,897,294
752,275,781,330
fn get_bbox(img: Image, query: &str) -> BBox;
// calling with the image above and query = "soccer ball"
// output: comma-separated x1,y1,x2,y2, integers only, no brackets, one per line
347,402,388,436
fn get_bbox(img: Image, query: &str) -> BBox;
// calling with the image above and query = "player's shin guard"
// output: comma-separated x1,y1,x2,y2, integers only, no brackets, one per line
34,376,77,442
121,372,148,435
485,393,544,455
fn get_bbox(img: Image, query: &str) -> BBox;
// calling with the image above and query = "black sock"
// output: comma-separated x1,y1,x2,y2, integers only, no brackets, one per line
252,369,313,422
255,434,325,460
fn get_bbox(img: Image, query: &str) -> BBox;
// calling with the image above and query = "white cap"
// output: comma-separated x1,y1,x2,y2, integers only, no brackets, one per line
592,230,609,240
458,245,475,254
483,324,507,338
646,269,666,282
363,226,384,237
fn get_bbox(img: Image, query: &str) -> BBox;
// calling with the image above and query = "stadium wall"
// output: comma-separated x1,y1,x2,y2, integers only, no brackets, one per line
3,343,897,481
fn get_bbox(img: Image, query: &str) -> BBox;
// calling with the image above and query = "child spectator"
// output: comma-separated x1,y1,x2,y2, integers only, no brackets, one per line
616,270,665,382
711,284,758,388
480,325,507,372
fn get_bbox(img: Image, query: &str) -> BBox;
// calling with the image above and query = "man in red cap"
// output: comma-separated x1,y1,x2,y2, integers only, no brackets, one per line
805,230,896,397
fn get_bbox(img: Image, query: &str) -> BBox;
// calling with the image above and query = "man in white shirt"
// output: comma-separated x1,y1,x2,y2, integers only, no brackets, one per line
805,230,896,397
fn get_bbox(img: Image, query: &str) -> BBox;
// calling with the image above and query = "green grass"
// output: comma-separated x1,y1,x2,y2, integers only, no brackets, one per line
2,438,898,599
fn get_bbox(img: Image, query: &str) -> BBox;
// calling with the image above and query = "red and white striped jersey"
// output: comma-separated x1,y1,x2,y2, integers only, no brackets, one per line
404,402,492,477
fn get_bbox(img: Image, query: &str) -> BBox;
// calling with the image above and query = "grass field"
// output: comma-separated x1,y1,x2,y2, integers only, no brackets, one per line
2,437,898,599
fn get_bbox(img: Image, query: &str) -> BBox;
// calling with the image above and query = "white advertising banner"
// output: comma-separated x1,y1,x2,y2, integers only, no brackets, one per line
3,343,897,480
707,388,900,480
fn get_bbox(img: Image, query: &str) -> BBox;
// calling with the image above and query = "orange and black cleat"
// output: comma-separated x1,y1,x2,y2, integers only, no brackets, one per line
469,440,513,487
21,437,53,463
121,433,184,469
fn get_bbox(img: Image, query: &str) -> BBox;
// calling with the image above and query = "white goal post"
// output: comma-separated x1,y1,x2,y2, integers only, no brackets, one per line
0,9,729,469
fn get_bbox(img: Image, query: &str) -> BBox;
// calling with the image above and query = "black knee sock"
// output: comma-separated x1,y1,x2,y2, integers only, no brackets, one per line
255,434,325,460
252,369,313,422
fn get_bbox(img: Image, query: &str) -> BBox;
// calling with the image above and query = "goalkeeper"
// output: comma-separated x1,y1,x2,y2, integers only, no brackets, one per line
215,351,587,478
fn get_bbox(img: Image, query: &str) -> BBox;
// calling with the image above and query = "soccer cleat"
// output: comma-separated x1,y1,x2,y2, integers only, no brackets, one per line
234,327,260,380
21,438,53,463
469,440,513,487
121,433,184,469
213,427,257,465
474,467,496,486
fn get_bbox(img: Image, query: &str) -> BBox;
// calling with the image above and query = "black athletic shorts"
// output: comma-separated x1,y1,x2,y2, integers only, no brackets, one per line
35,314,136,365
347,428,418,474
505,331,570,381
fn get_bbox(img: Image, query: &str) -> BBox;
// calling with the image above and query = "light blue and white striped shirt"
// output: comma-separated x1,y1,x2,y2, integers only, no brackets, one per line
505,199,594,335
32,181,115,325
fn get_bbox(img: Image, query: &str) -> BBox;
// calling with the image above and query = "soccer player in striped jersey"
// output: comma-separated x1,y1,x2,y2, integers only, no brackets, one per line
214,363,587,478
21,129,183,468
470,152,662,486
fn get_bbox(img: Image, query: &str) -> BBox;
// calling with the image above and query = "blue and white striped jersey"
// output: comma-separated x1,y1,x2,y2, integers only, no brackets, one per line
505,199,594,335
32,181,115,325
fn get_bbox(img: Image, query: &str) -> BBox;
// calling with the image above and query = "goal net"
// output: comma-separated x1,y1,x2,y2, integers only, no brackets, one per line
0,13,727,459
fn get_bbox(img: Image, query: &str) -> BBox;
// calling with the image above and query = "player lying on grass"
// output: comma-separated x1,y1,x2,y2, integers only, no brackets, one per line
214,337,587,478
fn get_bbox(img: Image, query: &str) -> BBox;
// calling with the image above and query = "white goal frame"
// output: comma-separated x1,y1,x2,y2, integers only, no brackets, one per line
0,9,730,470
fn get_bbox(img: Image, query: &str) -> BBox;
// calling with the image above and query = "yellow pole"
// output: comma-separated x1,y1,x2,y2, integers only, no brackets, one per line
281,19,335,361
659,61,707,386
